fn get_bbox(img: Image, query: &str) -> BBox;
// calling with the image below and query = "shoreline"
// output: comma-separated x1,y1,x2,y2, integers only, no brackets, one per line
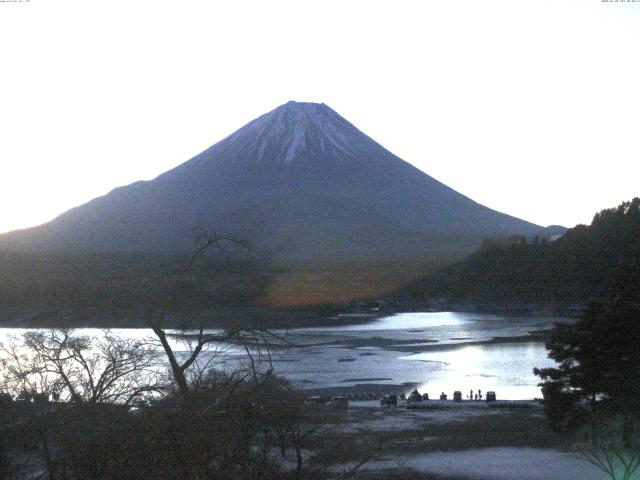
0,297,576,329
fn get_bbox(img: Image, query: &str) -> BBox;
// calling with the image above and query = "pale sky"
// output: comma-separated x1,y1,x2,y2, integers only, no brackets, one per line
1,0,639,234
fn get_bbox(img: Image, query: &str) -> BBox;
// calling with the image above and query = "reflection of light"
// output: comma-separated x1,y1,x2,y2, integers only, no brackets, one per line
291,311,500,332
399,343,555,400
448,345,483,368
400,345,486,371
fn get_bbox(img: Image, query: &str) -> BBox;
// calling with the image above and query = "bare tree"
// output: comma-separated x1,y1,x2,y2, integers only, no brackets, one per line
0,329,161,405
0,329,163,479
142,235,281,403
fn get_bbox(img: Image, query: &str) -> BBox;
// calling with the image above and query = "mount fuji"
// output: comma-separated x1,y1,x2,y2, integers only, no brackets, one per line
0,101,554,262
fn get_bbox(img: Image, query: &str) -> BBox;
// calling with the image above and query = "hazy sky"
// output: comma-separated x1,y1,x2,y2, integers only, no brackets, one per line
1,0,639,234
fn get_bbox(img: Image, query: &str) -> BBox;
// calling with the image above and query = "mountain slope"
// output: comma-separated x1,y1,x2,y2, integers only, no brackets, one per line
0,101,550,260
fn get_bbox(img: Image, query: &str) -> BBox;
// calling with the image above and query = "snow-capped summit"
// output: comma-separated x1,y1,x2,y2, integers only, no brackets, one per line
193,100,379,168
223,101,353,164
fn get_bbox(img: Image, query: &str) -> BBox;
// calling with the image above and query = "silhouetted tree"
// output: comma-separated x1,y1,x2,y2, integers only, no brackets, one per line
1,329,161,405
140,236,281,403
0,329,164,479
535,252,640,447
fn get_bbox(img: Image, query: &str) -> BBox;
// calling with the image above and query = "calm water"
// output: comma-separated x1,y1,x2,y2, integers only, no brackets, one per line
0,312,566,400
268,312,565,399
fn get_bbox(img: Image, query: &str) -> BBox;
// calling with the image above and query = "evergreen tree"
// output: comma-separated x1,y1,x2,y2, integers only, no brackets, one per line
534,254,640,445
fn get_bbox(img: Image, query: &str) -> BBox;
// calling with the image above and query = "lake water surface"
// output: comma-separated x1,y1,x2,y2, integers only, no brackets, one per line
0,312,567,400
271,311,565,399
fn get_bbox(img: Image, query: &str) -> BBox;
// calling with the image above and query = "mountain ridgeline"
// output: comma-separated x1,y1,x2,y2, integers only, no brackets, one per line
0,102,553,261
402,198,640,306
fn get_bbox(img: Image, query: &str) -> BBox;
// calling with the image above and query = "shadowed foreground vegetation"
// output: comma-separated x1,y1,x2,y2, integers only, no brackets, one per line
0,328,381,480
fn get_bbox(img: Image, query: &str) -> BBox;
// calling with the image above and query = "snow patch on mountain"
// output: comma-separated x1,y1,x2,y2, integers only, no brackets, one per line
225,101,362,165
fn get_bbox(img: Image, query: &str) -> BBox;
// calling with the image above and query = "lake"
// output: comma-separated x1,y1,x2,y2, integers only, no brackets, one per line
268,311,565,399
0,312,566,400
